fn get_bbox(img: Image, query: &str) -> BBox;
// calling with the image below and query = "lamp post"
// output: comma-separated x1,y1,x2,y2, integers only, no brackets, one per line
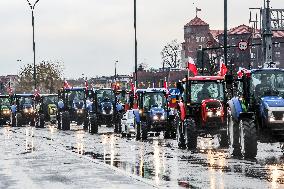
134,0,138,88
224,0,228,67
26,0,40,90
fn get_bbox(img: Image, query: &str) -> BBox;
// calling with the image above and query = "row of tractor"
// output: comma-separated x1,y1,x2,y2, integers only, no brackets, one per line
1,66,283,159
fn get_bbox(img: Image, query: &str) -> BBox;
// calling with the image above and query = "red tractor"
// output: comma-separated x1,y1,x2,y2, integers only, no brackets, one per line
176,76,228,149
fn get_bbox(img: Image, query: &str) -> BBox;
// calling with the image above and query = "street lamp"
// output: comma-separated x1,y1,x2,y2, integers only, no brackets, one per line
26,0,40,90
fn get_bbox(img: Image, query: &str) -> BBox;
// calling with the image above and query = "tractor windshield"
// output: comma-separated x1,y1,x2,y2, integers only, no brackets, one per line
0,98,10,107
43,96,58,105
143,92,166,110
96,89,115,103
191,81,224,103
69,90,85,102
251,70,284,98
19,97,33,106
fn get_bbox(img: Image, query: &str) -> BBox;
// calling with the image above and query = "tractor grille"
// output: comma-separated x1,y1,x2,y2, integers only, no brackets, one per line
156,113,163,118
273,111,284,120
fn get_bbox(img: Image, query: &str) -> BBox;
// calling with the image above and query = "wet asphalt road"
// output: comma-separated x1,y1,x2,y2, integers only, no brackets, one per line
1,124,284,189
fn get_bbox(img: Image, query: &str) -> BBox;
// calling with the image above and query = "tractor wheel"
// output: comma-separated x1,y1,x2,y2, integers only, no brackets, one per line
239,118,257,159
57,113,62,130
37,114,45,128
90,115,98,134
136,122,141,140
62,112,70,130
219,130,229,148
186,118,198,149
16,113,22,127
177,120,186,149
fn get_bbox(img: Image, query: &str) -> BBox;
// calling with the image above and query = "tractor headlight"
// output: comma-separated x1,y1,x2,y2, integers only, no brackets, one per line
139,109,143,114
2,110,10,115
268,111,275,122
77,109,83,114
207,112,213,117
29,108,34,113
160,115,165,120
216,111,222,116
153,115,158,120
24,108,29,113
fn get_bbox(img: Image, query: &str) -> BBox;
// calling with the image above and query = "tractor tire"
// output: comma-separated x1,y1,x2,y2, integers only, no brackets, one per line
239,118,257,159
37,114,45,128
57,113,62,130
219,129,229,148
186,118,198,149
177,120,186,149
11,114,16,127
62,112,70,130
141,122,148,140
136,122,141,140
83,117,89,130
16,113,22,127
90,115,98,134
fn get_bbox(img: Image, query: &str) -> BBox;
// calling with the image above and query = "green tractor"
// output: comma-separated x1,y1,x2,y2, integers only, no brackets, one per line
0,95,12,126
36,94,58,128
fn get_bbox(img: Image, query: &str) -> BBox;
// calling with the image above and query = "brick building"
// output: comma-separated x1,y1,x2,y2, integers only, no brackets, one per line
182,16,284,73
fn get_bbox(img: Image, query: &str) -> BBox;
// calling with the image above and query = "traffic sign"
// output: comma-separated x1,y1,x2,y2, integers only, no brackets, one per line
238,40,248,51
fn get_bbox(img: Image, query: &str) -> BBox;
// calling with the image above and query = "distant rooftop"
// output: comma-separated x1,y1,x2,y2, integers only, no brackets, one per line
185,16,208,26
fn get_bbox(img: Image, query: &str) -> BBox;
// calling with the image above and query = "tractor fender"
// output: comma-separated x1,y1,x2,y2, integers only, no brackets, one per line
132,109,140,124
239,112,255,120
228,97,243,121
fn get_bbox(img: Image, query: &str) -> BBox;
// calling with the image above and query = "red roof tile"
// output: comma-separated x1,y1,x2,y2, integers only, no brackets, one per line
210,30,223,39
228,24,253,35
273,30,284,38
185,16,208,26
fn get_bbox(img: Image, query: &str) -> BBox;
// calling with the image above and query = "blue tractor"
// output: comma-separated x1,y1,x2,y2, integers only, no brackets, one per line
94,88,123,130
10,94,39,127
227,68,284,158
135,88,177,140
57,87,97,131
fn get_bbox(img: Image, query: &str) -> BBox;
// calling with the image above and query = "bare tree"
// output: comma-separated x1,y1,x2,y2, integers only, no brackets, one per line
161,39,182,69
16,60,64,93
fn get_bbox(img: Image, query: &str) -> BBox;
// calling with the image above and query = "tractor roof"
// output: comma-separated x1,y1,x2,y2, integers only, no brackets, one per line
136,88,167,93
13,94,34,97
64,87,86,91
250,68,284,73
0,95,10,98
186,76,224,81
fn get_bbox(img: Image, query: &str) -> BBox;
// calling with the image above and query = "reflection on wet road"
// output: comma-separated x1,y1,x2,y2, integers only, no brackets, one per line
2,125,284,188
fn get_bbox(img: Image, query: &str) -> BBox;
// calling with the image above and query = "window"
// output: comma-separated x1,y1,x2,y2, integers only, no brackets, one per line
201,37,205,42
275,51,281,59
196,37,200,43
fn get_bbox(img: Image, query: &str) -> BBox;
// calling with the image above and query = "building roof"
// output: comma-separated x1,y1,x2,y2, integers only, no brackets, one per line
185,16,208,26
210,30,223,39
272,30,284,38
228,24,253,35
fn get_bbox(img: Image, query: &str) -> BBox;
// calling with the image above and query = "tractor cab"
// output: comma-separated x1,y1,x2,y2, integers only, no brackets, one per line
184,76,226,127
237,68,284,127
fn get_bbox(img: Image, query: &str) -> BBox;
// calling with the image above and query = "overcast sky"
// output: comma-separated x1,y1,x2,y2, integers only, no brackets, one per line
0,0,282,78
